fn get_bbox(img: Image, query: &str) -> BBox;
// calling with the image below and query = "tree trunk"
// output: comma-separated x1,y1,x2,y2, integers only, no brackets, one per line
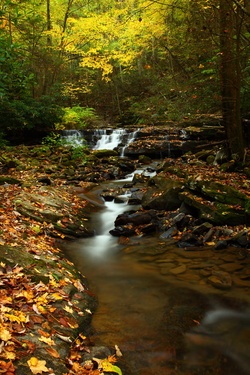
219,0,245,159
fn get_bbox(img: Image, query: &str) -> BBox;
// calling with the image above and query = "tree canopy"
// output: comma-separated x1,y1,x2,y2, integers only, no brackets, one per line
0,0,249,156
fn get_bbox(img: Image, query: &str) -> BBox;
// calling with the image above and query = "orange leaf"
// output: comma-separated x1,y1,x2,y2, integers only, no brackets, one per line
45,347,60,359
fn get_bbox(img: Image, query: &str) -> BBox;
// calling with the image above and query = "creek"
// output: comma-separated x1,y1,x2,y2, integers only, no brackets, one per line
62,130,250,375
63,177,250,375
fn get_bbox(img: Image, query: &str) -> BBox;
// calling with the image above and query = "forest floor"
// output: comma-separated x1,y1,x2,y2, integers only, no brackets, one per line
0,146,122,375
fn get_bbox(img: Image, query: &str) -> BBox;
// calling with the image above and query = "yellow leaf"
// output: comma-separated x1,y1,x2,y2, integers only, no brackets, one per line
96,358,122,375
27,357,49,374
63,305,74,314
0,328,12,341
51,293,63,301
39,336,55,346
4,311,29,323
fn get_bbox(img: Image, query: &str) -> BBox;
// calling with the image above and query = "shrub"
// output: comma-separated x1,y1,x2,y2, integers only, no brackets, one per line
58,106,99,129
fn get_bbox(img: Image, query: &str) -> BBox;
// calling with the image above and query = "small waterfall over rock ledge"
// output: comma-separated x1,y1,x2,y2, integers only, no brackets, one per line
61,128,140,155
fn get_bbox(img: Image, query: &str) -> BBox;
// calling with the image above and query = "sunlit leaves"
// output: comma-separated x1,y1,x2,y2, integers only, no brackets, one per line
27,357,49,374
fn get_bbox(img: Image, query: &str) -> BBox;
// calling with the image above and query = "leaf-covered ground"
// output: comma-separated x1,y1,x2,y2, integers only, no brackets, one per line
0,146,122,375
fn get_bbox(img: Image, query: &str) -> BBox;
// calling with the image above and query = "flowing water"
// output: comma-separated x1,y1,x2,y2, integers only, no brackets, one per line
63,182,250,375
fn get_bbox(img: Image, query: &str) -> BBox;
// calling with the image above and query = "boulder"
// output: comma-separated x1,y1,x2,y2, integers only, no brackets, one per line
14,187,94,238
179,191,246,225
115,210,157,226
187,180,248,207
142,176,184,210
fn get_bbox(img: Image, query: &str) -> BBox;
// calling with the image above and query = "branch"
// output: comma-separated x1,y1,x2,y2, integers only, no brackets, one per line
233,0,250,16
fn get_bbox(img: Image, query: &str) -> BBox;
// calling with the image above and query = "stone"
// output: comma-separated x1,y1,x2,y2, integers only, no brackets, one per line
177,232,202,248
115,210,157,226
203,228,215,243
214,240,228,250
193,222,213,235
170,265,187,275
142,176,184,210
220,263,244,272
160,226,178,239
109,226,136,237
207,271,232,289
229,230,249,247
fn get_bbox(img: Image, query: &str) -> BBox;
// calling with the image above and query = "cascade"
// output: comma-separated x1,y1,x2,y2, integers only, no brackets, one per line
120,129,139,157
165,134,171,157
61,128,139,154
93,129,126,150
60,130,84,147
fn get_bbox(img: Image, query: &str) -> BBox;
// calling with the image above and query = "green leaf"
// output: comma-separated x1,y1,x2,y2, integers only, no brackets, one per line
101,359,123,375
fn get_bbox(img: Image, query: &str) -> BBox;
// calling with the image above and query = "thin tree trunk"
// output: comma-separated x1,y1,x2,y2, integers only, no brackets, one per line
219,0,244,158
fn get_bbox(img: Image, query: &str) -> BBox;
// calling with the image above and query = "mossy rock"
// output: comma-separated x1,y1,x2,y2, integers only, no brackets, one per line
186,179,247,206
179,191,246,225
142,176,184,210
92,149,118,158
0,176,21,185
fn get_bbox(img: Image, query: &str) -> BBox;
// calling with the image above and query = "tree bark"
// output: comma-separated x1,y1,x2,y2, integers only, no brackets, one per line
219,0,245,159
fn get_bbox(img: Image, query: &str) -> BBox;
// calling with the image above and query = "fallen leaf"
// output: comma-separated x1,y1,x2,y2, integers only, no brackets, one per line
0,328,12,342
27,357,49,374
63,305,74,314
45,347,60,358
55,333,72,343
73,280,85,292
38,336,55,346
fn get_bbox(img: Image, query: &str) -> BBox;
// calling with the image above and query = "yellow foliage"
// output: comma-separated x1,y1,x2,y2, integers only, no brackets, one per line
27,357,49,374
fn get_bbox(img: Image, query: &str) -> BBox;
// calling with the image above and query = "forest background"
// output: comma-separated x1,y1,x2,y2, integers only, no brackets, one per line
0,0,249,159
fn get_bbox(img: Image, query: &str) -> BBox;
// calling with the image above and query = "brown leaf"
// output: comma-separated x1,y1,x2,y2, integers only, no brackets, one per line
45,347,61,359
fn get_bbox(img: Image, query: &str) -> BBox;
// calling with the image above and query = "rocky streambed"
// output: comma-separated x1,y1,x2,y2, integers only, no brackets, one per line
0,122,250,374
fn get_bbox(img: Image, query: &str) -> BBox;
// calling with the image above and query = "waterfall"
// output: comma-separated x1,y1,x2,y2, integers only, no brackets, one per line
120,129,139,157
165,135,171,157
61,128,139,154
60,130,84,147
93,129,126,150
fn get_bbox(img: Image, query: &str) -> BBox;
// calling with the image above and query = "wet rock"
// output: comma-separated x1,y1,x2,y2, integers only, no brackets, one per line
127,190,144,205
114,196,126,203
220,263,244,272
132,172,149,184
177,232,202,248
203,228,215,243
172,212,186,225
115,210,157,226
138,154,152,164
187,179,247,207
142,176,183,210
214,240,228,250
109,226,136,237
179,191,246,225
170,265,187,275
207,270,232,289
160,226,178,239
193,222,213,235
140,222,158,234
229,231,249,248
81,346,111,362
